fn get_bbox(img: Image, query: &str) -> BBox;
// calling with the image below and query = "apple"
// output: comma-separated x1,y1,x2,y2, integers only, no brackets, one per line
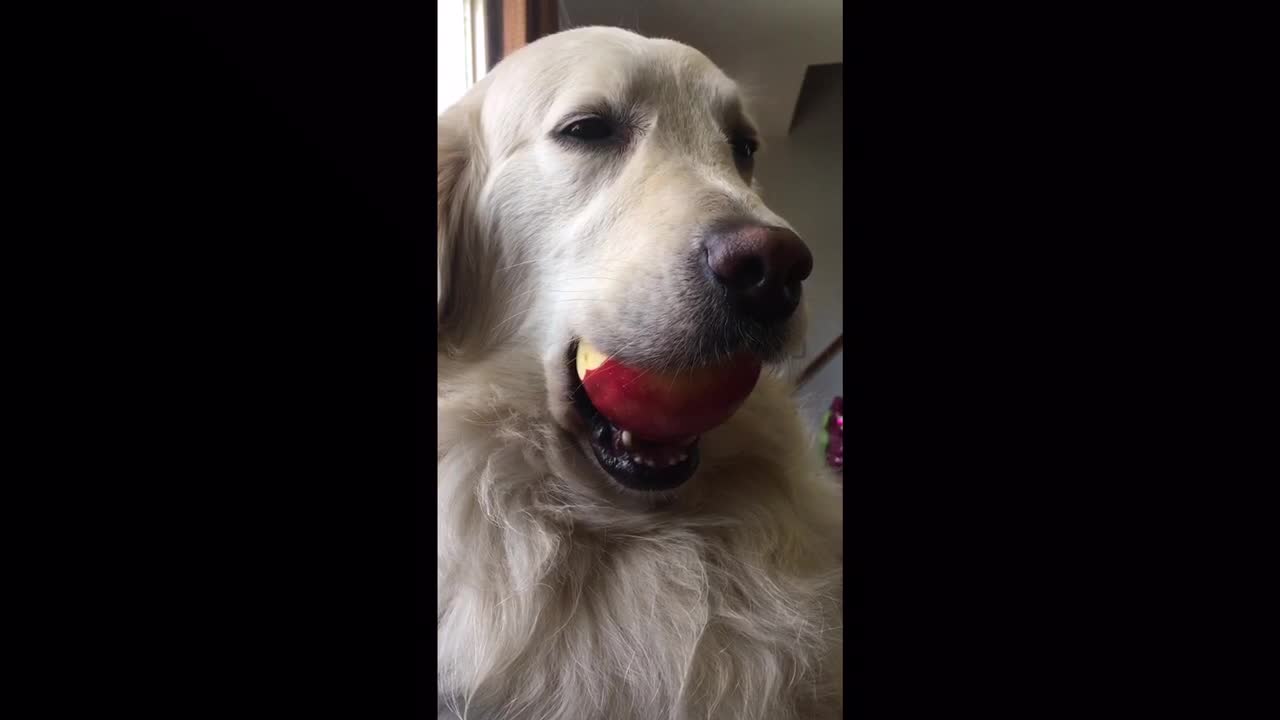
577,340,761,441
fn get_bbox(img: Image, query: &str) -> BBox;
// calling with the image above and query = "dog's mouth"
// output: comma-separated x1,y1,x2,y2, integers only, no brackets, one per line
567,339,761,491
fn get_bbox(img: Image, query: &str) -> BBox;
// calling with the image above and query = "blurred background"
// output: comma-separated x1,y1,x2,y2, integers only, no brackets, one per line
439,0,843,438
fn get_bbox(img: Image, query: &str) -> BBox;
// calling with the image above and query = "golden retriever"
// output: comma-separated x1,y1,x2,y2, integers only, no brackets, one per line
437,26,842,720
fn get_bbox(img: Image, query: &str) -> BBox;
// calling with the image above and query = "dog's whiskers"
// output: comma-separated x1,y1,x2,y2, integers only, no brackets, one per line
496,257,542,272
490,305,539,334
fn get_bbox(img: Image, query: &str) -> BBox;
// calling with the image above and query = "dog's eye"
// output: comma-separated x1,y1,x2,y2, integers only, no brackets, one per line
560,117,614,142
731,137,759,161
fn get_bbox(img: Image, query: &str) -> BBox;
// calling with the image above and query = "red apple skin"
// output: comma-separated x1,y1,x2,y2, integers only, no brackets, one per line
581,356,762,441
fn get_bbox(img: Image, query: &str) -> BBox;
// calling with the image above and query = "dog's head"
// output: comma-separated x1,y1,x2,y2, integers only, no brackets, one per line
438,27,812,495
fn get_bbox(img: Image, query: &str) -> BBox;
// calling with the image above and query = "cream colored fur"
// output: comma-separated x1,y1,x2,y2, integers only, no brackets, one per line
437,27,843,720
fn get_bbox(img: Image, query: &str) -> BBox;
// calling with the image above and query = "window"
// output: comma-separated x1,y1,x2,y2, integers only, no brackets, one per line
438,0,487,115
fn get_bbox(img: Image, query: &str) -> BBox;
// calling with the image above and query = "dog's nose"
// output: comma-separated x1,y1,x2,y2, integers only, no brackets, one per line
704,225,813,323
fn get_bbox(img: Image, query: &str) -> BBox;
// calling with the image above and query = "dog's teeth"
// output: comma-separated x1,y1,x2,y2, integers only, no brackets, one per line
620,430,633,448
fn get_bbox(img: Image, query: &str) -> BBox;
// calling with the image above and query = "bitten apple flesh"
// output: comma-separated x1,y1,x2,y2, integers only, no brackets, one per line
576,340,761,442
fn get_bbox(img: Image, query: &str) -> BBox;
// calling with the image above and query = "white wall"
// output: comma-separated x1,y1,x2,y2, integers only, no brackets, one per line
753,65,844,436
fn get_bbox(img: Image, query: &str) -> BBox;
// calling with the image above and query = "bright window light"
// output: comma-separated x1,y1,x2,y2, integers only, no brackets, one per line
438,0,486,115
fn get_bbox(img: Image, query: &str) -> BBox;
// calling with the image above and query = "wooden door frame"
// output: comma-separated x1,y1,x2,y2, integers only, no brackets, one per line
797,334,843,389
485,0,558,71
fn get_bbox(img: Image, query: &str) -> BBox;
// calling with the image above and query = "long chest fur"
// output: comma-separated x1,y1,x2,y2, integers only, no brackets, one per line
437,442,841,720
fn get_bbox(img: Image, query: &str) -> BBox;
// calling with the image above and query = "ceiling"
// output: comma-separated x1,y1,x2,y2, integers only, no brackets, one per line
556,0,843,139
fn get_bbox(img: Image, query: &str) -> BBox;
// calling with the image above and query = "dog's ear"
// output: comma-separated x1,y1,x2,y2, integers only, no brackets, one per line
437,100,488,348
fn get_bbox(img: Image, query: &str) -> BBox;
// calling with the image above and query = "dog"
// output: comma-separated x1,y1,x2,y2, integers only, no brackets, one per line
437,27,843,720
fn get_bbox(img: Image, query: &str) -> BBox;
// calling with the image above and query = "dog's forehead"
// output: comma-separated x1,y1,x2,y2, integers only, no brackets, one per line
487,29,742,131
557,41,738,115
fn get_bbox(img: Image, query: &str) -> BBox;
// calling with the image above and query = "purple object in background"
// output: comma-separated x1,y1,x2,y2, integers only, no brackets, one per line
825,396,843,472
